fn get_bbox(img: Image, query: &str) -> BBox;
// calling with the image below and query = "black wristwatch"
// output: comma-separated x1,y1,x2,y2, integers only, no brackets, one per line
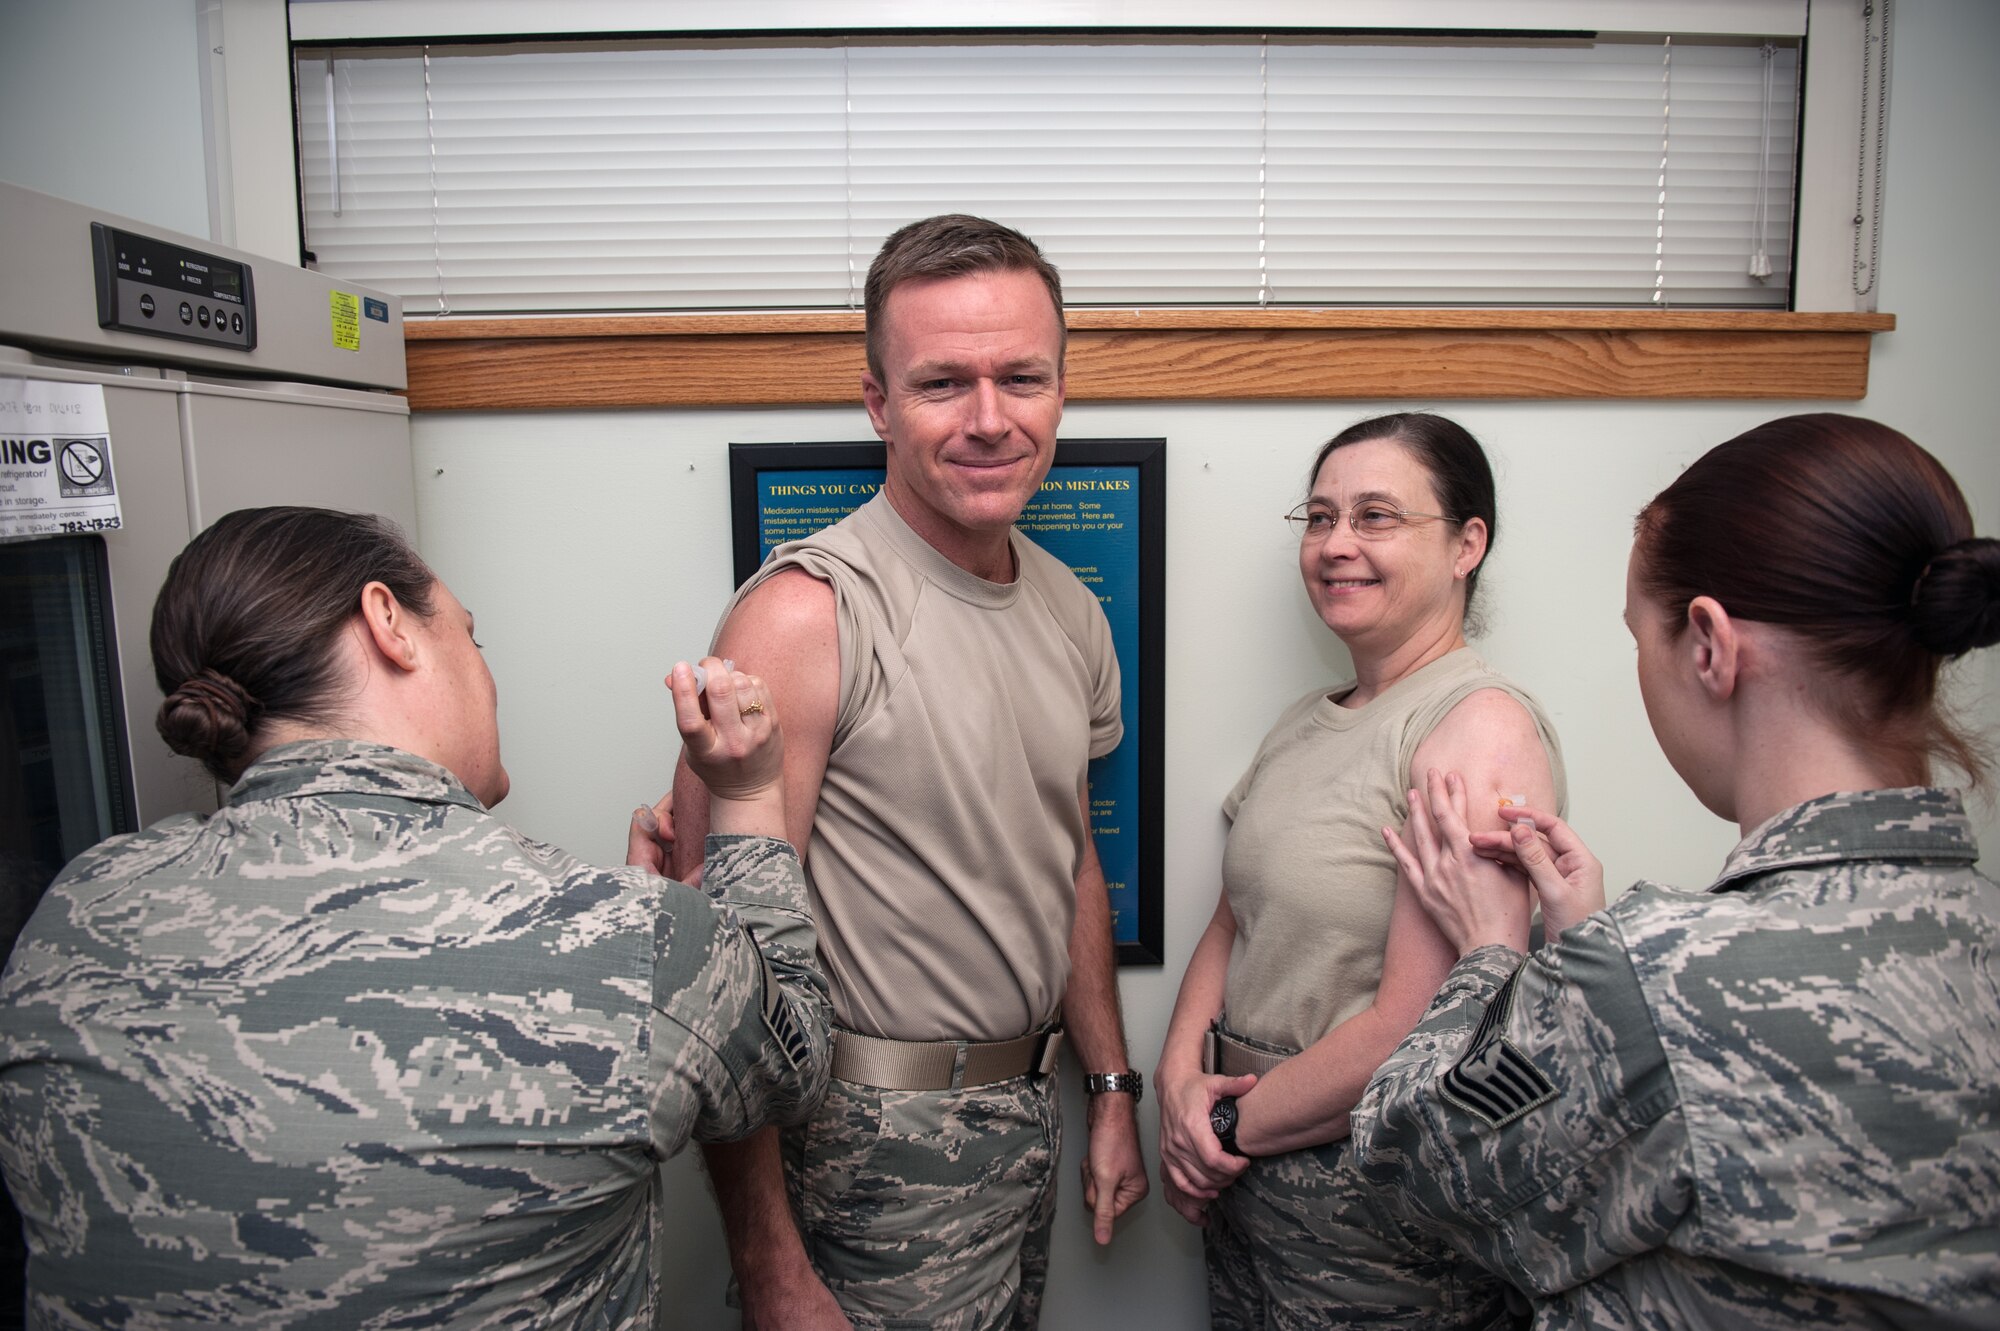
1084,1071,1144,1103
1210,1095,1248,1157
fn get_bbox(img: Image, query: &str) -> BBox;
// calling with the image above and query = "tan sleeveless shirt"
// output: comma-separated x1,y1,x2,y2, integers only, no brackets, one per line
1221,649,1566,1053
722,494,1122,1042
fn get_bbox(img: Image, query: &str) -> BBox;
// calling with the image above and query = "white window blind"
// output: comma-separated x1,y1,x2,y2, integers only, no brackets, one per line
296,35,1798,315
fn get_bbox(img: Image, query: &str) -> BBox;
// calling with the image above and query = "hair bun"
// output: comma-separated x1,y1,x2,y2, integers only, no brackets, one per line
1910,537,2000,657
156,668,261,770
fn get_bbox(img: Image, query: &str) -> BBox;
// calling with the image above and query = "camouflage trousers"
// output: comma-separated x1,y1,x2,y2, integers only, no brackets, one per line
1204,1138,1522,1331
779,1067,1061,1330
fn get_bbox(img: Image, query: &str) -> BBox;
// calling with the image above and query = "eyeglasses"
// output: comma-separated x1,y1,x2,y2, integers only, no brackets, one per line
1284,501,1459,542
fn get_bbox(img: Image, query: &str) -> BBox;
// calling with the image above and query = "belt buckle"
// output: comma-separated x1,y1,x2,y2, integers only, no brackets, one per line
1032,1027,1065,1078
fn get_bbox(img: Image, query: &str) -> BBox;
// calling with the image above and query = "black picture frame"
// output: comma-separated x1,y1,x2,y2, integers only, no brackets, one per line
728,438,1166,965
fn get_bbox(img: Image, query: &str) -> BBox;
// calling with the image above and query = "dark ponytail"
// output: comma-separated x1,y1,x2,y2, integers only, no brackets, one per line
151,507,435,784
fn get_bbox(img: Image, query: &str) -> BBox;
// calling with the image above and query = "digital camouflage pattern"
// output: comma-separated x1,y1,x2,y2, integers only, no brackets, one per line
0,740,831,1330
778,1069,1061,1330
1203,1138,1518,1331
1352,787,2000,1329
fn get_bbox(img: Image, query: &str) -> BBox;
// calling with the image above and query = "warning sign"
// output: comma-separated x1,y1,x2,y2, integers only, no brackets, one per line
0,379,122,541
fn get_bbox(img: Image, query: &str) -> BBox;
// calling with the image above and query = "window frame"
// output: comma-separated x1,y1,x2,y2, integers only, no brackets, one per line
285,0,1888,407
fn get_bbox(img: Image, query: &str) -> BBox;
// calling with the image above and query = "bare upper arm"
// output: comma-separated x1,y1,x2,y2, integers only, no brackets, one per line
670,569,839,878
1371,690,1555,1027
1408,688,1559,840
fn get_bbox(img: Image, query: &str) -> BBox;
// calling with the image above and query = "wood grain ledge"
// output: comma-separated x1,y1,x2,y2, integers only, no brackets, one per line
401,310,1894,409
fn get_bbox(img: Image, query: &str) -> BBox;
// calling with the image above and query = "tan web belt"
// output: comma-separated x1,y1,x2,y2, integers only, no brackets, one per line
1204,1024,1290,1079
831,1026,1064,1091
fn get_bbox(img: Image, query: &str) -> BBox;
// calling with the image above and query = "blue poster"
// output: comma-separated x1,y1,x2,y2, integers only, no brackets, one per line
754,464,1146,950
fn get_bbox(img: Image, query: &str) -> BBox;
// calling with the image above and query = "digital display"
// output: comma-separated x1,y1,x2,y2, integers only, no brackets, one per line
106,227,247,305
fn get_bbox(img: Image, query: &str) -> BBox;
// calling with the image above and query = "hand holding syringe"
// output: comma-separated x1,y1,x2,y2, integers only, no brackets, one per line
1473,796,1606,939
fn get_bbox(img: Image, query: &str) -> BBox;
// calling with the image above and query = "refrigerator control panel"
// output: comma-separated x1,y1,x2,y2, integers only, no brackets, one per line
3,181,401,389
91,223,258,352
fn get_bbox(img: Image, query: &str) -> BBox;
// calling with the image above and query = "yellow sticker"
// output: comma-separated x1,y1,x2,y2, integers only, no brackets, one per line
329,291,361,351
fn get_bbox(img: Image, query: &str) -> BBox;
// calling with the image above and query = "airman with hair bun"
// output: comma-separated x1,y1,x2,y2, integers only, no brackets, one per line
1365,414,2000,1328
0,505,833,1328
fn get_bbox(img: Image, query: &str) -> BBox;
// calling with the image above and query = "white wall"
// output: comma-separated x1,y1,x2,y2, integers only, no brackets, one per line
0,0,210,236
10,0,1996,1325
204,0,304,258
409,6,2000,1326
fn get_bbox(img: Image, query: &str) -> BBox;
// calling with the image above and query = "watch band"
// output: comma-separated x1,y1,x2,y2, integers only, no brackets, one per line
1083,1071,1144,1103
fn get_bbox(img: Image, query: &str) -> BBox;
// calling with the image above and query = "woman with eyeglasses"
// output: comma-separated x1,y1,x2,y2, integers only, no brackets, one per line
1357,414,2000,1327
1155,412,1565,1329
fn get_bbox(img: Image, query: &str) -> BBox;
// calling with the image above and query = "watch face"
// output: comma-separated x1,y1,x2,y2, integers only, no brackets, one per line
1210,1099,1237,1134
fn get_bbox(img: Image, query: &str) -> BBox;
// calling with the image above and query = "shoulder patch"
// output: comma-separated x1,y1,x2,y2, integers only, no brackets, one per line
1440,969,1557,1129
758,946,812,1072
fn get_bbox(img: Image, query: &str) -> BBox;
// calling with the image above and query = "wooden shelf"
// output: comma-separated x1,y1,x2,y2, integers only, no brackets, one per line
400,309,1895,410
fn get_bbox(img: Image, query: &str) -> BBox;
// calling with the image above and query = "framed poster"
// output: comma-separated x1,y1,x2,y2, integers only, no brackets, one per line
729,439,1165,965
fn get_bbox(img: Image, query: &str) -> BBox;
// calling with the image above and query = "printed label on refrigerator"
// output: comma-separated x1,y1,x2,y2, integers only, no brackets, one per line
330,291,361,350
0,379,121,541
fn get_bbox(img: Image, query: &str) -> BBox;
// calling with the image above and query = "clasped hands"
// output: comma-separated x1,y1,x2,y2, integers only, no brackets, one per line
1154,1067,1257,1226
1383,768,1606,958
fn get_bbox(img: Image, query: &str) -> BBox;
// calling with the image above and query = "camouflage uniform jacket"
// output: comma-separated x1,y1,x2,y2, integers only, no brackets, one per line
1351,787,2000,1330
0,740,831,1330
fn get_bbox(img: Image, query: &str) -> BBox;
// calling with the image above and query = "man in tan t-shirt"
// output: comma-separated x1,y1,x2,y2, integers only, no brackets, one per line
668,215,1148,1330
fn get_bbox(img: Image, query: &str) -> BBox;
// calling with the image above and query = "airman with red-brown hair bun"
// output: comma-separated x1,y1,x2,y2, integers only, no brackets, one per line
1634,412,2000,785
1363,413,2000,1329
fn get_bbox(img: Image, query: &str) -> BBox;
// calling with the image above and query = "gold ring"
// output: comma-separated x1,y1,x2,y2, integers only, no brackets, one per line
740,700,766,717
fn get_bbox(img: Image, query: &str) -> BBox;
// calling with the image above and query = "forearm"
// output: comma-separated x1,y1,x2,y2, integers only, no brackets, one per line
1064,847,1131,1078
1157,901,1232,1081
702,1130,819,1288
709,789,789,843
1065,820,1142,1161
1064,806,1149,1239
669,754,712,882
1231,1005,1400,1154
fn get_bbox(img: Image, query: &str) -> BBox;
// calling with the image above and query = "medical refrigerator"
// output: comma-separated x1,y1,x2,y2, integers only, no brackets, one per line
0,179,416,1323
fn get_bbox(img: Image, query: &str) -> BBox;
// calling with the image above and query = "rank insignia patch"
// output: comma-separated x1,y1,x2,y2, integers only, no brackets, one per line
759,950,813,1071
1440,971,1557,1129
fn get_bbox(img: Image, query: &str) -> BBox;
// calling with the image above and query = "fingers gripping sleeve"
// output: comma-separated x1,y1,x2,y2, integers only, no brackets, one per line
647,835,832,1152
1351,922,1694,1295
